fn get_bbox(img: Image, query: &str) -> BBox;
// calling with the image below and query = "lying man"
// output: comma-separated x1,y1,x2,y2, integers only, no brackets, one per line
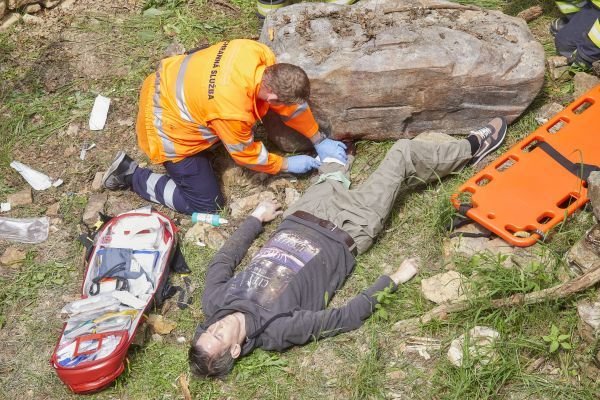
102,39,347,215
189,117,508,378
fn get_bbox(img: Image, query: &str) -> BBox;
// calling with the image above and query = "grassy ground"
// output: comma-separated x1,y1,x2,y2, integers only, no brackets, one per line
0,0,599,399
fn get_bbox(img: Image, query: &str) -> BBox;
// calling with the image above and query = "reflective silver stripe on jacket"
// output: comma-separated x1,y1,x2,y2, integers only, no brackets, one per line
280,102,308,122
153,64,177,159
243,143,269,166
175,54,195,123
225,137,254,153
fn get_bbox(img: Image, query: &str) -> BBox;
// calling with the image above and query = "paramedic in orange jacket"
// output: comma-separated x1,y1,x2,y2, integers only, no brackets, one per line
101,39,347,215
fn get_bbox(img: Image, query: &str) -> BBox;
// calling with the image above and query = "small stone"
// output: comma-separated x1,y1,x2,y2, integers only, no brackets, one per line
550,65,570,82
164,41,186,57
205,228,229,251
41,0,60,8
567,224,600,276
447,326,499,367
267,178,294,191
24,3,41,13
91,171,104,191
63,145,77,158
22,13,42,24
176,336,187,344
151,333,163,343
573,72,600,99
60,0,76,10
0,2,6,18
0,247,27,266
547,56,569,68
116,117,134,127
421,271,468,304
230,191,276,218
284,187,301,207
65,123,79,136
147,314,177,334
7,0,15,10
516,5,543,22
414,131,456,143
82,193,107,224
588,171,600,220
184,223,208,244
443,234,515,264
593,60,600,77
0,13,21,31
7,188,33,207
534,102,563,125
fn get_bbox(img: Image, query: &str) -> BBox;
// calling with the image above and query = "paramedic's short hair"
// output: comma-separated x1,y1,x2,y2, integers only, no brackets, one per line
263,63,310,104
189,344,235,379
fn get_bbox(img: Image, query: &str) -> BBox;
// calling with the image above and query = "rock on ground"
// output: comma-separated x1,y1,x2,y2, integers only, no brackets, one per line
284,187,301,207
0,246,27,266
230,191,276,219
447,326,499,367
184,223,230,250
82,193,107,225
7,188,33,207
260,0,544,150
573,72,600,99
535,102,563,125
91,172,104,192
567,224,600,276
0,13,20,31
421,271,468,304
589,171,600,220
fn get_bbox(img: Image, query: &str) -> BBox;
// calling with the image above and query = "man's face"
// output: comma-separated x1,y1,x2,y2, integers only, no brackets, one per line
196,314,242,358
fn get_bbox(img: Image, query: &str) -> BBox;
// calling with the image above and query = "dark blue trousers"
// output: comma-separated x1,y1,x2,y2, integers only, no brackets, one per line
131,152,225,215
555,4,600,64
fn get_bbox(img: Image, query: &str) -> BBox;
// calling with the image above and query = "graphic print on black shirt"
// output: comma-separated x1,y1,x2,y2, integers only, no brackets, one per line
227,230,320,309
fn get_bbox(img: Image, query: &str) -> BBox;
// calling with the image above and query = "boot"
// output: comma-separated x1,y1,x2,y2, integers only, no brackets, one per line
102,151,138,190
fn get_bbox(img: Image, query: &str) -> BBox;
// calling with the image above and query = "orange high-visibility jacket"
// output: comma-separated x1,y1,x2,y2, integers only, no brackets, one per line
136,39,320,174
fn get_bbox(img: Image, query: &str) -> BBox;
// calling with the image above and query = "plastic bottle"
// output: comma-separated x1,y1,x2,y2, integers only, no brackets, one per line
191,213,228,226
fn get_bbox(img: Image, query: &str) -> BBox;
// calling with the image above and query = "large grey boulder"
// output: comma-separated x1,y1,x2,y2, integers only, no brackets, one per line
260,0,545,150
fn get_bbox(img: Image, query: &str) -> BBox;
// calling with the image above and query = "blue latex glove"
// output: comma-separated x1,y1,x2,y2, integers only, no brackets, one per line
315,138,348,164
285,155,321,174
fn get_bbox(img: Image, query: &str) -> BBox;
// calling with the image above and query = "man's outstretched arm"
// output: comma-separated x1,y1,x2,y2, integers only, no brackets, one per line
262,259,419,350
202,201,283,315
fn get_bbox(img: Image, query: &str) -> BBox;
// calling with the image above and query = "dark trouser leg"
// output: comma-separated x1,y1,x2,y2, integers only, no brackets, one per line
555,5,600,62
130,152,224,214
285,139,472,254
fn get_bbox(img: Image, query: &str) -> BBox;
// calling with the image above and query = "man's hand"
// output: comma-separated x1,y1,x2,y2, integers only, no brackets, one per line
251,200,283,223
315,138,348,164
389,258,419,285
283,155,321,174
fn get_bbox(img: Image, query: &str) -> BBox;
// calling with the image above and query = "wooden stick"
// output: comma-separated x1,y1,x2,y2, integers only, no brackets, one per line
383,3,480,14
394,261,600,333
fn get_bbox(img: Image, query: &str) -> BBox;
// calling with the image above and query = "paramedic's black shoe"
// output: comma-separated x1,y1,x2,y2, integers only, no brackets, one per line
102,151,138,190
550,17,568,37
468,117,508,166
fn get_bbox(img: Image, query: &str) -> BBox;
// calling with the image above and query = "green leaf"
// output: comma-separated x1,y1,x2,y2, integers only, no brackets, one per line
549,341,559,353
560,342,572,350
557,334,570,342
550,325,559,336
542,335,552,342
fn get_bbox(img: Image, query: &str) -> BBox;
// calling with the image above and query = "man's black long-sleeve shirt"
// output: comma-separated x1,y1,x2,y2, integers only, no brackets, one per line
200,214,396,356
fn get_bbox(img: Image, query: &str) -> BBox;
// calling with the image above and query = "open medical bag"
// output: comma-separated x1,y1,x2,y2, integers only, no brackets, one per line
50,208,178,393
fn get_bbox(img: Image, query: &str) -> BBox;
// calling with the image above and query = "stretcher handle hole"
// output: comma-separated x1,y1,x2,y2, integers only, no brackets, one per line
536,213,554,225
547,118,568,134
557,193,579,209
476,175,493,187
456,188,476,207
521,137,544,153
572,99,594,115
495,156,518,172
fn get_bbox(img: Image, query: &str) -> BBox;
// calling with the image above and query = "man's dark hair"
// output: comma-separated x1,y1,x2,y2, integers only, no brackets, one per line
189,344,235,379
262,63,311,104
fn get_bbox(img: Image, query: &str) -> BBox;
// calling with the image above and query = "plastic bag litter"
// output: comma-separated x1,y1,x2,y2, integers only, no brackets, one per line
89,95,111,131
10,161,62,191
0,216,49,244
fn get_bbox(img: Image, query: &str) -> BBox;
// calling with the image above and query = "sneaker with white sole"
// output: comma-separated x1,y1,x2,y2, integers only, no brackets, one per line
102,151,138,190
468,117,508,166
